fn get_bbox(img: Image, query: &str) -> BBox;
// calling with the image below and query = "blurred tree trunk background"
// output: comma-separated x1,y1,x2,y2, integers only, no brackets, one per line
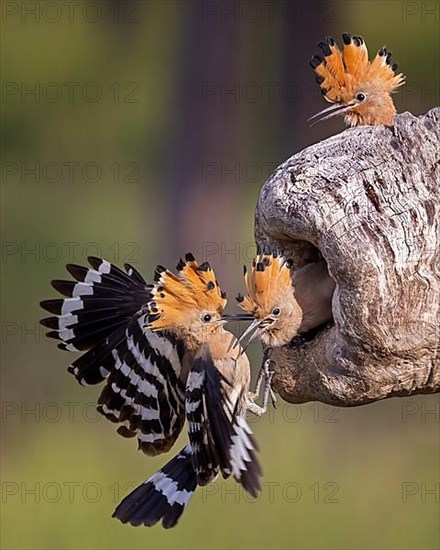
149,0,329,287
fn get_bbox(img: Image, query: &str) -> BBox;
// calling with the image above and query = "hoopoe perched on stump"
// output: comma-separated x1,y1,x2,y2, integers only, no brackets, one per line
234,251,336,413
40,254,261,528
309,33,405,126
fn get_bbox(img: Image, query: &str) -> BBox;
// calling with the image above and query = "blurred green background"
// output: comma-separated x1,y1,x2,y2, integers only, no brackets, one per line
1,1,439,549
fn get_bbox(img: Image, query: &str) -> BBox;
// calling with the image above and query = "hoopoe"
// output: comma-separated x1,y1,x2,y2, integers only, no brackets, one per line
233,251,336,412
40,254,261,528
309,33,405,126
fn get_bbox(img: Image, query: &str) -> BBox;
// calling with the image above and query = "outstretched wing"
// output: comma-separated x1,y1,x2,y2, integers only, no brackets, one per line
40,257,187,455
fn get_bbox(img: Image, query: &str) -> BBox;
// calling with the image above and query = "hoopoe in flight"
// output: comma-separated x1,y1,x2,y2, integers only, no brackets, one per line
309,33,405,126
40,254,261,528
234,250,336,411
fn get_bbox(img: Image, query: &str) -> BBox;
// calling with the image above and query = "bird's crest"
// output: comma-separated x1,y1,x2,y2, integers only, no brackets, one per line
309,33,405,125
147,253,227,331
236,252,293,316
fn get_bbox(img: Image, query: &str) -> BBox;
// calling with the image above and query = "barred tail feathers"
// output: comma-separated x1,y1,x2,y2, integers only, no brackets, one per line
113,444,196,528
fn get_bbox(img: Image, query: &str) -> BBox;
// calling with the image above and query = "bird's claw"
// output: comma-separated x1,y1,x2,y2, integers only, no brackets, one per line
247,358,276,416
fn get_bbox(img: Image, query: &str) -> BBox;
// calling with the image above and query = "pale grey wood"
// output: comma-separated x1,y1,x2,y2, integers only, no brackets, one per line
255,107,440,406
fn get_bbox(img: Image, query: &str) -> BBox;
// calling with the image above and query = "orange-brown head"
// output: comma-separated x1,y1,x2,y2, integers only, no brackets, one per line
309,33,405,126
146,253,227,347
235,252,302,347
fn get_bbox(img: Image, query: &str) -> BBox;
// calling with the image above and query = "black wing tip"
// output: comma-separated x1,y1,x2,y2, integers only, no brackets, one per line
87,256,105,268
65,264,89,282
40,316,58,329
40,299,62,314
45,330,61,341
51,279,74,296
124,263,147,284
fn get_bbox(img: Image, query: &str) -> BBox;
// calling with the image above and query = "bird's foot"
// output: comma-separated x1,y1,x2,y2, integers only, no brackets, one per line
247,359,276,416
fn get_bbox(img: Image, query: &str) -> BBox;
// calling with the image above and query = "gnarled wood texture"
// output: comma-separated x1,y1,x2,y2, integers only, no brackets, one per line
255,107,440,406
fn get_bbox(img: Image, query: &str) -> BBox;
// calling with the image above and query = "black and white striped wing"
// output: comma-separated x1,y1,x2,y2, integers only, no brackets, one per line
185,355,223,485
97,312,187,455
40,257,187,456
185,350,262,496
40,257,150,383
228,399,262,498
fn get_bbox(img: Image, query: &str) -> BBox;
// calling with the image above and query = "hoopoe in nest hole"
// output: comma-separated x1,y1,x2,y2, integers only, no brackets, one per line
233,250,336,412
309,33,405,126
40,254,261,528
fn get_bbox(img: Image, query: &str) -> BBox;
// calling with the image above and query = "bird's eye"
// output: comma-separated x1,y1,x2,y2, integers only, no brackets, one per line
272,307,281,317
356,93,366,102
202,313,212,323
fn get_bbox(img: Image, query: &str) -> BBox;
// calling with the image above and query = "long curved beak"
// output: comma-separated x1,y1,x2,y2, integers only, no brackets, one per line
233,319,261,350
222,313,259,353
232,317,276,355
222,313,255,322
308,102,355,126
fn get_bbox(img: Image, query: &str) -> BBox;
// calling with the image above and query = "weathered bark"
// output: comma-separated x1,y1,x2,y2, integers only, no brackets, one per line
255,107,440,406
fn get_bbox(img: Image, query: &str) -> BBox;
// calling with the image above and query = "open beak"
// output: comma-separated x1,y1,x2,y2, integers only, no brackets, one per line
232,317,275,354
222,313,259,352
308,102,355,126
233,319,261,350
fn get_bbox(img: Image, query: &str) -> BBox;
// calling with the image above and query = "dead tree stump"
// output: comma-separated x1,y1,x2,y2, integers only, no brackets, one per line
255,107,440,406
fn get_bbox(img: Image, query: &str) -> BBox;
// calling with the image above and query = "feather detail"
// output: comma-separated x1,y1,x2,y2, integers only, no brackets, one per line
146,253,227,332
310,33,405,125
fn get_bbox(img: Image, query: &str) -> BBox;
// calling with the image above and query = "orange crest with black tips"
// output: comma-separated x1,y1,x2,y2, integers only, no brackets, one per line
237,252,293,318
147,253,227,332
309,33,405,126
